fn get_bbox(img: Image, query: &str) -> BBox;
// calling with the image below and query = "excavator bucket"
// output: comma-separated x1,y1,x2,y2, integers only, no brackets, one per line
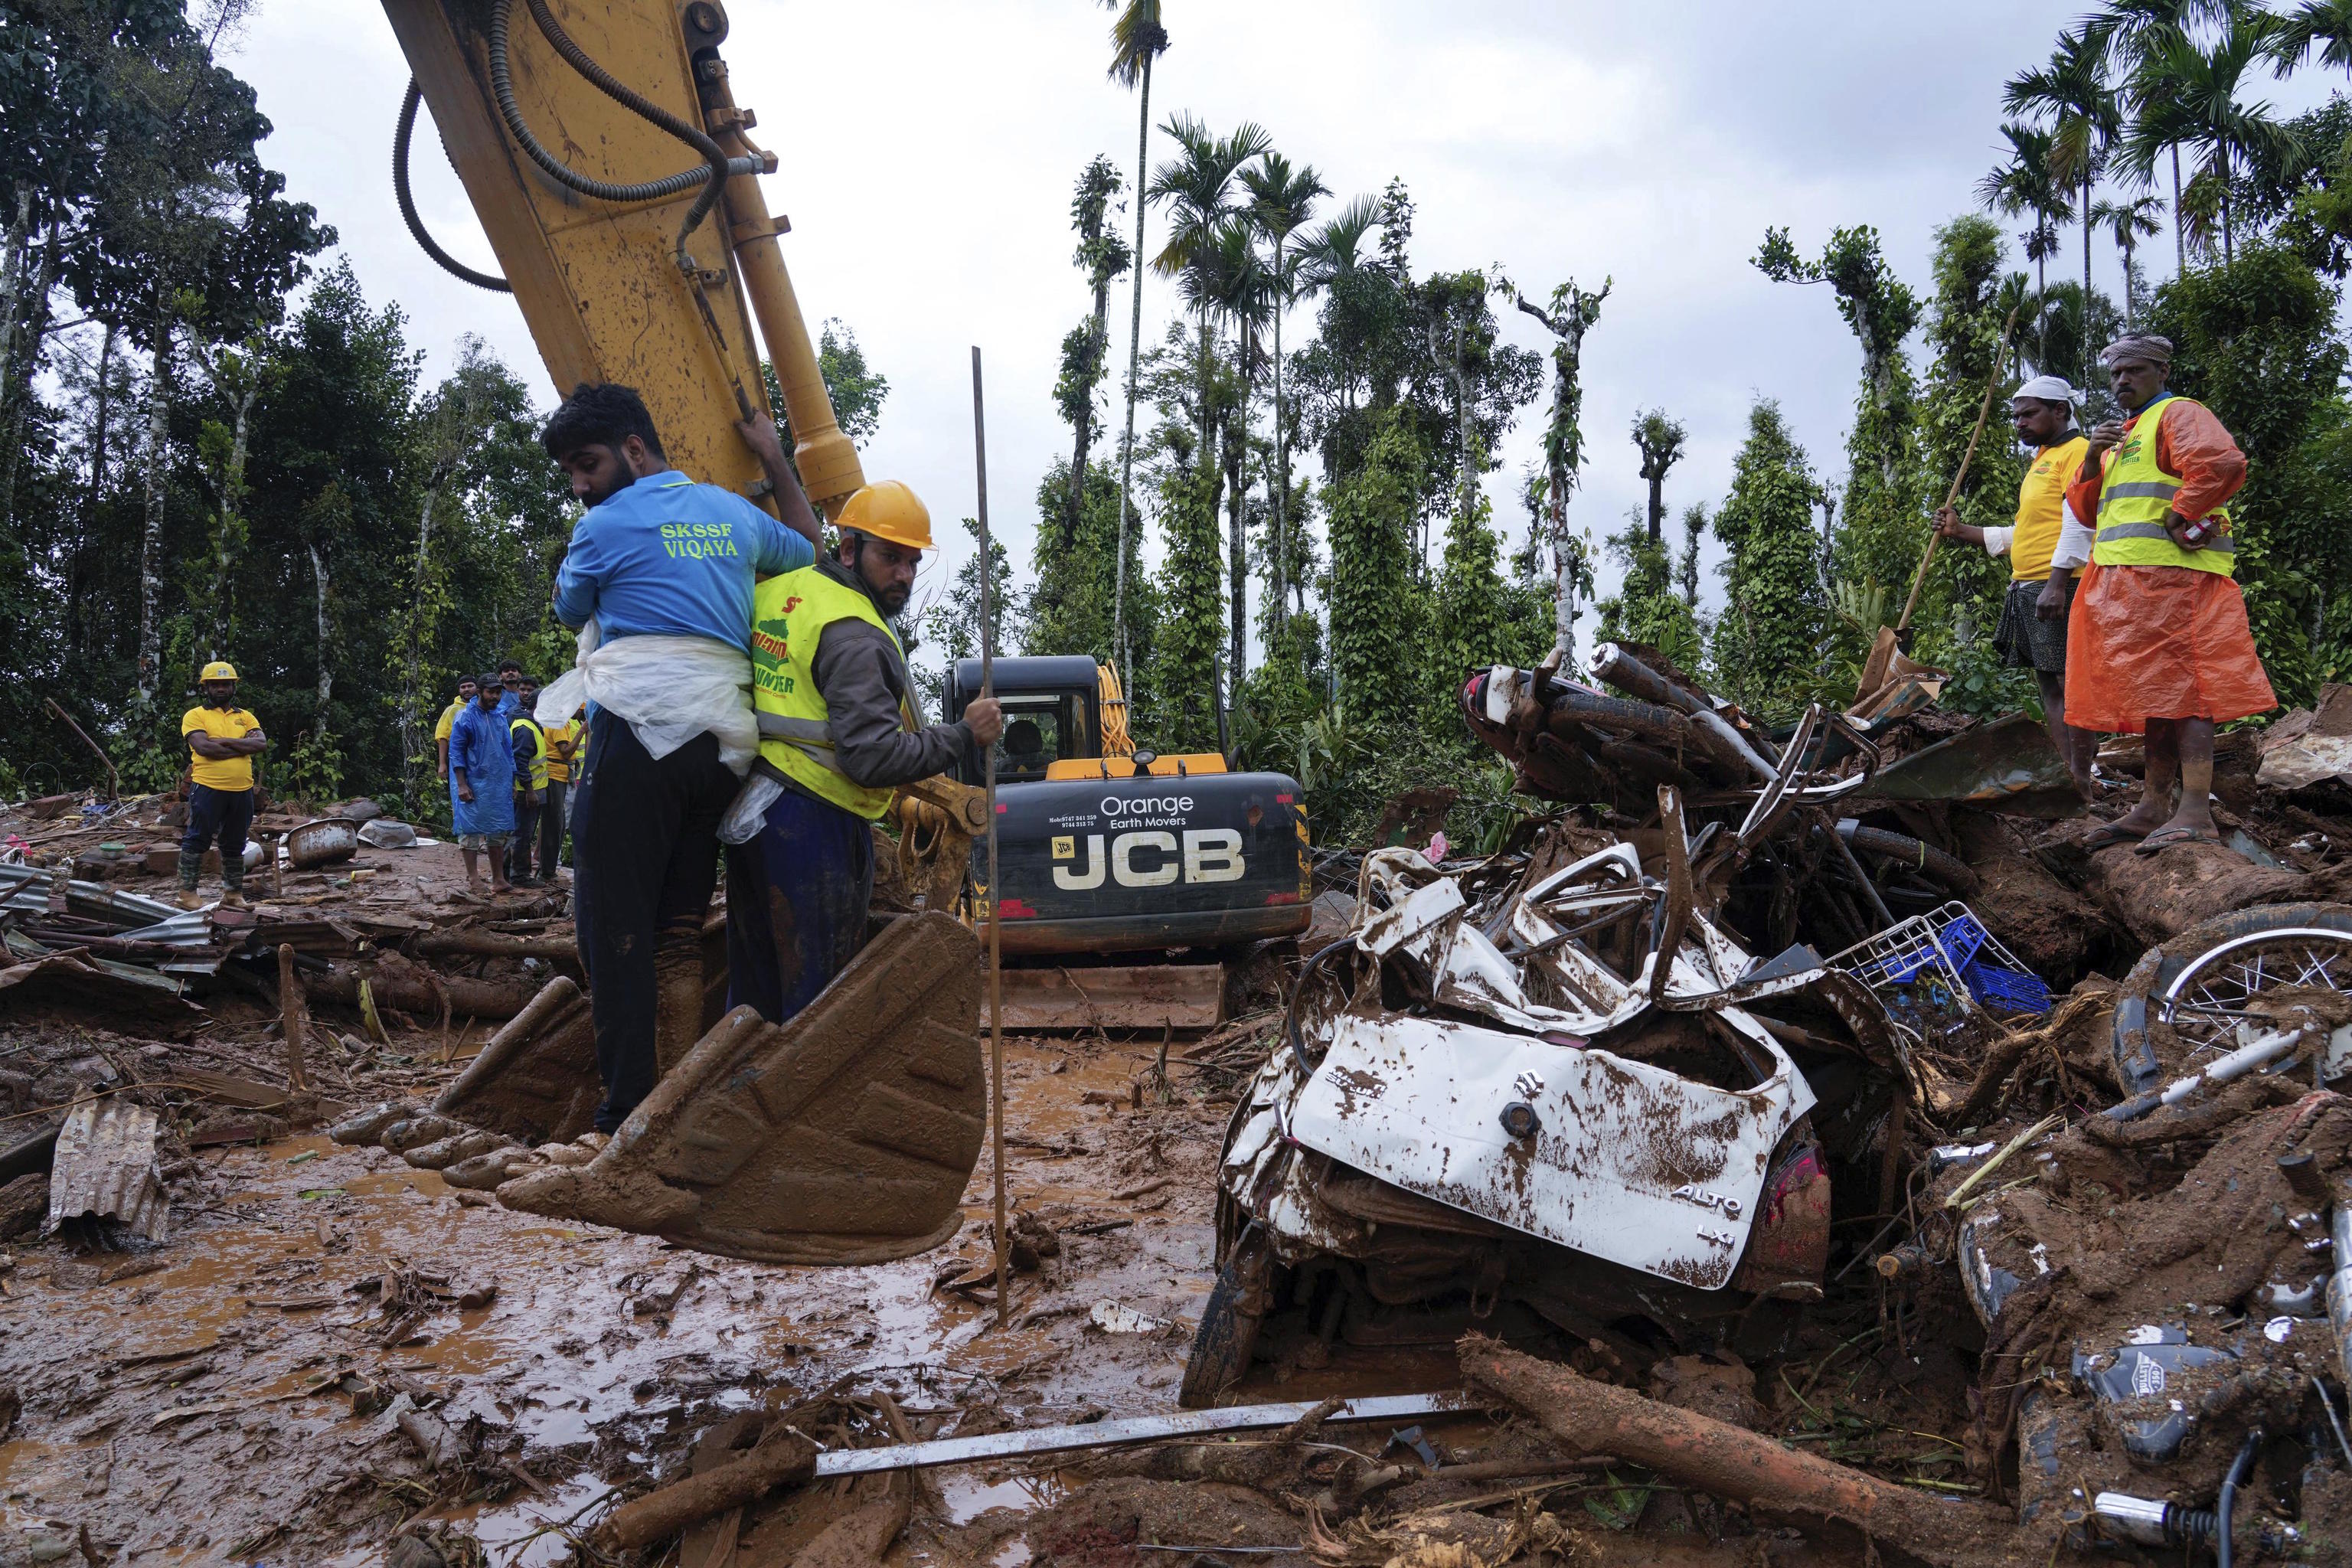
434,975,603,1146
496,911,987,1265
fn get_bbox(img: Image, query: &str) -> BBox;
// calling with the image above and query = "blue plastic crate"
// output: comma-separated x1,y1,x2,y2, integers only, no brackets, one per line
1963,960,2051,1016
1931,910,1990,972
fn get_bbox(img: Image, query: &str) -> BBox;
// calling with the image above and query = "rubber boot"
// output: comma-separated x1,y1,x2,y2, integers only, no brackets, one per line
652,925,707,1080
218,854,247,910
177,847,204,910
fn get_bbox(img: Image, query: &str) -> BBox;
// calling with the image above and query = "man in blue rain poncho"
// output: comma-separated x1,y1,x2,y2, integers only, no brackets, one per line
449,671,520,896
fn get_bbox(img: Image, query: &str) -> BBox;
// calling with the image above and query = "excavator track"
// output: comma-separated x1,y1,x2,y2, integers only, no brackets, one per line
496,910,986,1264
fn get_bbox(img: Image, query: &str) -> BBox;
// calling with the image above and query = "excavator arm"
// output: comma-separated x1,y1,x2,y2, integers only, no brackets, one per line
368,0,991,1266
383,0,862,508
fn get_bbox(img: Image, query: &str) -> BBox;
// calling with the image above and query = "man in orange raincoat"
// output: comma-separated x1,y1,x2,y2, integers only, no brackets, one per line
2063,334,2275,853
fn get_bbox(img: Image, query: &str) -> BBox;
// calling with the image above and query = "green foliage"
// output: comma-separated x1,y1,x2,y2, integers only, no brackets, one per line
1596,519,1703,671
920,517,1020,667
284,722,345,805
1711,401,1828,717
1146,464,1226,751
1907,217,2027,669
1325,409,1424,729
1759,225,1922,606
1427,445,1552,718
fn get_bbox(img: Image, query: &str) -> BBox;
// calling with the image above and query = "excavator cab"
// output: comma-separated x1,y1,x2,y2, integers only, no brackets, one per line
944,656,1106,786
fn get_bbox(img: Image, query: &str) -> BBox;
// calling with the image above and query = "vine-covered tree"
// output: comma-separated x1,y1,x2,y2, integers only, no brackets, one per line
1711,400,1827,714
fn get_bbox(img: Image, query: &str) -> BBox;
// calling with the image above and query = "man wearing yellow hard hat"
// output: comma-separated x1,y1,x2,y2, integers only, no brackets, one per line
727,481,1003,1023
178,661,267,910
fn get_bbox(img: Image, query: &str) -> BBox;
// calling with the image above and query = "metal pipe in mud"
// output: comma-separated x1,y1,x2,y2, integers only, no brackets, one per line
973,343,1010,1329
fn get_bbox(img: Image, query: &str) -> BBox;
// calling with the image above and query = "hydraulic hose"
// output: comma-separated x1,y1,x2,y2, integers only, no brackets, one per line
394,80,511,293
488,0,756,256
2216,1426,2262,1568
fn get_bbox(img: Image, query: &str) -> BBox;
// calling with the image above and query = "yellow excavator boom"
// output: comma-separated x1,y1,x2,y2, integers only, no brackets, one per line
382,0,864,510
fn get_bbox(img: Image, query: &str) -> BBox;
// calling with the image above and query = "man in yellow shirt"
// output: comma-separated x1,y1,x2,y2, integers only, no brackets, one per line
178,661,267,910
434,675,478,781
1934,375,2095,795
538,702,582,880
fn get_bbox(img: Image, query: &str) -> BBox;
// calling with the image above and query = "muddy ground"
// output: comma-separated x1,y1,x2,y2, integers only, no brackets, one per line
0,972,1952,1568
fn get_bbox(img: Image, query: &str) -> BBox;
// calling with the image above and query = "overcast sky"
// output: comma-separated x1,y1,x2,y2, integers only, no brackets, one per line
232,2,2338,662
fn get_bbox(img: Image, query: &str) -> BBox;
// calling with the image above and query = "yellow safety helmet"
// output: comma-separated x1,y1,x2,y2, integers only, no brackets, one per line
199,661,240,683
836,481,933,552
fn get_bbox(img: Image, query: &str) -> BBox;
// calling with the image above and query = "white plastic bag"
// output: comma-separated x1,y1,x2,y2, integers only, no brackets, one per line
717,773,785,846
537,621,759,777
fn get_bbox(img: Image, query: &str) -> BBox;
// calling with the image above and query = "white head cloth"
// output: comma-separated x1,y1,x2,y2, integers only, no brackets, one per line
2014,374,2079,404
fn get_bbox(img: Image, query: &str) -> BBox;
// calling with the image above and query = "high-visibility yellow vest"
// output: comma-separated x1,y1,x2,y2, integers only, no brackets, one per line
750,567,917,822
508,715,548,790
2091,395,2235,578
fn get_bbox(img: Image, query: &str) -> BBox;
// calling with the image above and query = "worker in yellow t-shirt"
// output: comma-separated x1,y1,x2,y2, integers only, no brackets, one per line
178,661,268,910
538,701,583,880
1933,375,2096,795
434,675,479,781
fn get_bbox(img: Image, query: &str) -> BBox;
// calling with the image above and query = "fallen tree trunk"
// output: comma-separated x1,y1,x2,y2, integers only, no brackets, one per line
305,966,538,1021
412,929,579,962
596,1432,818,1550
1459,1338,2012,1566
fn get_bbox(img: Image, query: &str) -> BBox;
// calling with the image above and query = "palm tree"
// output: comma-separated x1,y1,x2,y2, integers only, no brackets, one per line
1147,114,1271,462
2269,0,2352,74
1187,216,1270,697
2004,30,2121,384
2090,191,2166,325
1978,123,2072,368
2120,10,2301,263
2086,0,2239,273
1099,0,1169,687
1239,152,1326,650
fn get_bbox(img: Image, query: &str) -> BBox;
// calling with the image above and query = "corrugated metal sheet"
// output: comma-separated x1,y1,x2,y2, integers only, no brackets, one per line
0,863,188,934
45,1097,170,1242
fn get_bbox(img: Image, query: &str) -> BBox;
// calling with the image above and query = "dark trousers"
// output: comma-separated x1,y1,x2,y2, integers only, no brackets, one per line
511,791,542,879
539,779,567,872
724,784,874,1025
179,783,253,891
570,711,736,1131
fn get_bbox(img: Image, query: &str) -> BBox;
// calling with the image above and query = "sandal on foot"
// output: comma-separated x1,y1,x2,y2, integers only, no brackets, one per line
2082,822,2149,851
2134,825,2225,855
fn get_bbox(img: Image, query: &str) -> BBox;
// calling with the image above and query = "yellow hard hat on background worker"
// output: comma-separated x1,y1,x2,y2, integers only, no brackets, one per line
199,661,239,682
835,481,933,551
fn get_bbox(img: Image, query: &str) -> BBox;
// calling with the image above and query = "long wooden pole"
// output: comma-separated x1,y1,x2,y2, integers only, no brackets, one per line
1895,302,2024,634
972,345,1010,1328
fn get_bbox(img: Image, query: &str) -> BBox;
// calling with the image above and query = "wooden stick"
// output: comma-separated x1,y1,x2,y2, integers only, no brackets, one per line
973,344,1010,1329
1896,302,2024,634
44,697,119,799
276,942,309,1093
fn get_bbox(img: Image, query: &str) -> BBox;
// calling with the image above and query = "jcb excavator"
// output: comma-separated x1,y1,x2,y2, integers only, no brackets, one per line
368,0,1308,1264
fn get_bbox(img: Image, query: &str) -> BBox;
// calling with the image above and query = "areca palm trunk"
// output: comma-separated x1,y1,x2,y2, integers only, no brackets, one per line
1112,51,1153,684
1270,244,1286,656
1227,350,1250,703
137,328,169,704
2082,167,2095,381
2172,145,2184,272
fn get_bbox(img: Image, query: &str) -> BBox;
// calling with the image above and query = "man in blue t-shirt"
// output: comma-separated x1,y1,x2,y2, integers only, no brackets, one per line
544,382,821,1130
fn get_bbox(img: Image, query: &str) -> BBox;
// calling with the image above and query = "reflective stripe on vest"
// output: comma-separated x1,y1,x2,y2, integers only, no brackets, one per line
2090,395,2236,577
750,567,916,820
